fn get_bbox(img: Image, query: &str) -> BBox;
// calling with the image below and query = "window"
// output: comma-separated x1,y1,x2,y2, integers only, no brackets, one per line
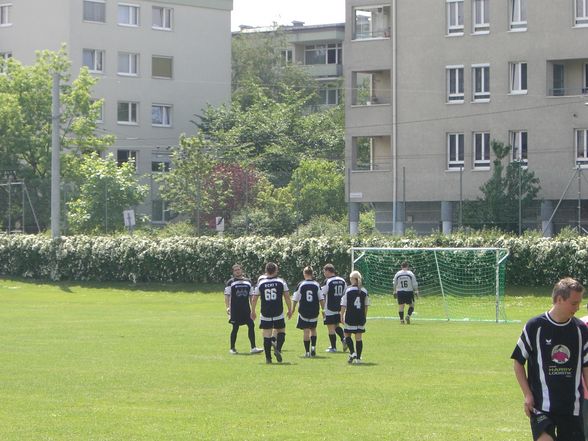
576,0,588,26
510,130,528,166
117,101,138,124
318,84,339,105
510,62,527,94
356,137,375,170
281,49,292,64
304,45,326,65
472,64,490,101
152,56,172,78
0,3,11,26
151,104,172,127
83,49,104,73
509,0,527,30
583,63,588,94
151,160,170,172
447,133,465,169
576,129,588,165
117,149,137,168
152,6,172,30
83,0,106,23
327,43,342,65
118,52,139,76
118,3,139,26
152,200,173,222
473,132,490,168
352,6,391,39
447,66,464,102
552,63,565,96
447,0,464,35
472,0,489,33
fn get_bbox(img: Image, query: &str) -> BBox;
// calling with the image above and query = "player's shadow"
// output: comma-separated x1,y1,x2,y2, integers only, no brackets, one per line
262,362,295,366
349,362,378,367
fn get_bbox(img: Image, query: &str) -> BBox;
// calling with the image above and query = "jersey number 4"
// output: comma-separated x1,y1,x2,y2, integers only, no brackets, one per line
353,296,362,309
264,288,278,301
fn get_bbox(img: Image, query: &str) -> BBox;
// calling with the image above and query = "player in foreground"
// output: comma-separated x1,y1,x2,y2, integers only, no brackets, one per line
511,277,588,441
392,261,419,324
321,263,347,352
224,264,263,355
251,262,292,364
340,270,369,364
292,267,325,357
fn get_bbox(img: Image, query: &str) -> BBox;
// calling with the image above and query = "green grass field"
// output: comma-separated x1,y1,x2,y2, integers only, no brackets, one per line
0,279,554,441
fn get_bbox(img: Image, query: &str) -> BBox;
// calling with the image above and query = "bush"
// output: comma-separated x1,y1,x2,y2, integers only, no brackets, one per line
1,232,588,287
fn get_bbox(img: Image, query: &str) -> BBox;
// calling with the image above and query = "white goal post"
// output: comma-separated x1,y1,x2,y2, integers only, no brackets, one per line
351,247,510,322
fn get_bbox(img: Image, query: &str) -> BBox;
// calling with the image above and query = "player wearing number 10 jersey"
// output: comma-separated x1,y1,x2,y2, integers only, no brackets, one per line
393,261,419,324
321,263,347,352
251,262,292,364
292,267,325,357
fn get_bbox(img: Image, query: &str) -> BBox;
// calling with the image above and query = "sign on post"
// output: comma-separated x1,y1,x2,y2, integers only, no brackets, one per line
123,209,136,234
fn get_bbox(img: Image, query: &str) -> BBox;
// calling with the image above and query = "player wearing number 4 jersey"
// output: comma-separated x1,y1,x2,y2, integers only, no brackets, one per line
322,264,347,352
292,267,325,358
340,270,370,364
393,261,419,324
251,262,292,364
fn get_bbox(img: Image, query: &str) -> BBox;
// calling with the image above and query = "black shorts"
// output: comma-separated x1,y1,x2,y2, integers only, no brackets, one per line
323,313,341,325
297,316,319,329
343,325,366,334
259,318,286,330
397,291,414,305
228,315,253,326
530,412,584,441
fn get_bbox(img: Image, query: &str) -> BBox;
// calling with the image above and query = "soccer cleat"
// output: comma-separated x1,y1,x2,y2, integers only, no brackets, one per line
341,340,348,352
250,347,263,354
304,352,311,358
266,358,272,364
354,358,362,364
229,349,238,355
406,315,411,324
310,347,316,357
400,319,405,325
325,347,337,353
274,349,283,363
348,353,357,364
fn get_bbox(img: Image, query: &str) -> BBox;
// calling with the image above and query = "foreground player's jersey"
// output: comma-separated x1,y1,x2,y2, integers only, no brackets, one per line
321,276,347,315
293,280,323,318
511,312,588,416
341,286,370,326
255,277,289,319
393,270,418,293
224,277,253,315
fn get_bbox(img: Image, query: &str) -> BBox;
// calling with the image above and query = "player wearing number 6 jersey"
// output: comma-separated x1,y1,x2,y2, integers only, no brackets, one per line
341,270,370,364
321,263,347,352
393,261,419,324
251,262,292,364
292,267,325,358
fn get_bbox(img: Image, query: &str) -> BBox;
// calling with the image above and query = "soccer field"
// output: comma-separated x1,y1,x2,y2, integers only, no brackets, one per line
0,279,551,441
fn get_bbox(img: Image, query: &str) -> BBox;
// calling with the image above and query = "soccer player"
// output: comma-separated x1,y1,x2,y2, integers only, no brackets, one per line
511,277,588,441
321,263,347,352
292,266,325,357
224,264,263,355
251,262,292,364
392,261,419,324
340,270,370,364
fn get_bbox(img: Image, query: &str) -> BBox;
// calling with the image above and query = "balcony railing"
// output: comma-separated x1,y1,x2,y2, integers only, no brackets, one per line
353,27,391,40
547,87,588,97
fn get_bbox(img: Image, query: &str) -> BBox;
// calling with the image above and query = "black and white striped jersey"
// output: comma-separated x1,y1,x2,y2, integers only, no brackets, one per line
254,277,289,319
393,270,418,293
511,312,588,416
293,280,323,319
321,276,347,315
341,286,370,326
224,277,253,315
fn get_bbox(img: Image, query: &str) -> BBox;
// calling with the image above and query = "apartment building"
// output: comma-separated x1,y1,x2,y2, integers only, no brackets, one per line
0,0,232,222
234,21,345,107
345,0,588,234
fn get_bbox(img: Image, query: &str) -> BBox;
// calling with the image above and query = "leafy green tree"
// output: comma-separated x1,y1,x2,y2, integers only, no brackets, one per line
287,159,345,223
0,47,113,229
463,140,540,231
66,153,147,234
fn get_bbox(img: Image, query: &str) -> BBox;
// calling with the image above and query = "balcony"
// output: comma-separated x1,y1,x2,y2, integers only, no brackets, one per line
546,59,588,97
351,70,391,106
352,6,391,41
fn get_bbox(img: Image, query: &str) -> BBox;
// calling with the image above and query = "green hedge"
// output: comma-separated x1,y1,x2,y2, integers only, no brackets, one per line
0,234,586,287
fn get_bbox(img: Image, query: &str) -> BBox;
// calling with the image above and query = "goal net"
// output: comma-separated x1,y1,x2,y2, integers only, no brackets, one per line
351,247,509,322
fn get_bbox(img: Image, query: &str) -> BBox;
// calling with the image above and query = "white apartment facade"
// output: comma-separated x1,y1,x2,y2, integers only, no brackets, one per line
345,0,588,234
0,0,232,223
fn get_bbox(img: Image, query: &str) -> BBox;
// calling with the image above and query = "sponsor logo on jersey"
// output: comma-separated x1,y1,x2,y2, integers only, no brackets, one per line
551,345,570,364
545,339,552,345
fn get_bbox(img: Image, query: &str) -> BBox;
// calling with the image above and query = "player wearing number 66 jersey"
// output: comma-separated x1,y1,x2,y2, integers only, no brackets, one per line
292,267,325,358
341,271,370,364
393,261,419,324
251,262,292,364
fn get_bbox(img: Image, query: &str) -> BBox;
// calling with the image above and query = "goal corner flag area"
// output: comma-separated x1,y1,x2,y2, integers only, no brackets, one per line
351,247,509,323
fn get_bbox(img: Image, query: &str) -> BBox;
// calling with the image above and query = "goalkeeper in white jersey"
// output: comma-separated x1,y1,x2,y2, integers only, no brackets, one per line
392,261,419,324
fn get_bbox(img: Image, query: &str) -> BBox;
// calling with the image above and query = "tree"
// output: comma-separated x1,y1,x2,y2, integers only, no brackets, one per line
0,47,114,229
66,153,147,234
287,159,346,224
463,140,540,231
